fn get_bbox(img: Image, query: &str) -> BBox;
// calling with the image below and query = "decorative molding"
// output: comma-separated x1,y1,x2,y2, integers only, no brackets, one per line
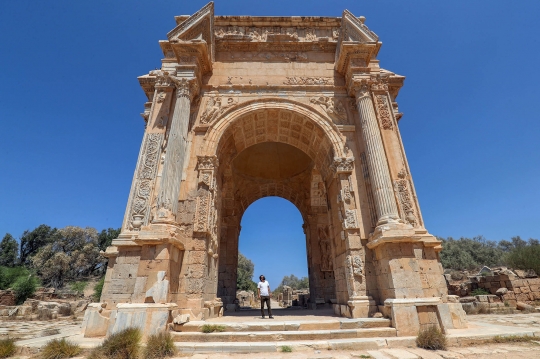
127,133,164,231
393,168,418,227
197,155,219,171
374,94,393,130
310,96,347,123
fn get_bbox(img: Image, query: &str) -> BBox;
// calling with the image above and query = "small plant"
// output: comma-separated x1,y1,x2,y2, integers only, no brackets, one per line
70,281,88,296
416,326,447,351
93,278,105,302
41,338,81,359
0,338,17,359
201,324,226,333
359,356,371,359
88,327,141,359
504,301,510,307
280,345,293,353
471,288,490,296
143,331,176,359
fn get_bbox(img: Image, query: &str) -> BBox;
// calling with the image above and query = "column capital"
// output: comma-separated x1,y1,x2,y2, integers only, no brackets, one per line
331,156,355,175
350,75,390,98
171,76,199,101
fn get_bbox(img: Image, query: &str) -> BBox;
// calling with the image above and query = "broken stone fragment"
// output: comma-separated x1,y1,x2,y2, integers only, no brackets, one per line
173,313,190,325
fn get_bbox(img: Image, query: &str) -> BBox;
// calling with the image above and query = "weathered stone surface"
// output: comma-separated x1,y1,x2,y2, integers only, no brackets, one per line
81,4,456,338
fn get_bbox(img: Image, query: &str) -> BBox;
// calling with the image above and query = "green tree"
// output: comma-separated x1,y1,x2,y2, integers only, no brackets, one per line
506,242,540,275
0,233,18,267
12,274,39,304
236,253,257,292
32,226,106,288
19,224,56,266
98,228,121,251
274,274,310,294
439,236,505,270
0,266,30,290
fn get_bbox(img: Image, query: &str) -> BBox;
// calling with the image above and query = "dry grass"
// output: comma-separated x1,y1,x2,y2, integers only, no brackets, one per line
143,332,176,359
42,328,61,336
280,345,293,353
416,326,447,351
88,328,141,359
201,324,225,333
0,338,17,359
40,338,81,359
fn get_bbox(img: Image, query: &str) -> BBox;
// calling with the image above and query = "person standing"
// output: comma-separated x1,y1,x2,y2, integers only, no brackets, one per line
257,275,273,319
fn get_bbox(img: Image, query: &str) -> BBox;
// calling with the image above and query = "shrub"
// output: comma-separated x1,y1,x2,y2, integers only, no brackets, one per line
280,345,293,353
12,274,38,304
201,324,225,333
471,288,490,296
0,266,30,290
88,328,141,359
41,338,81,359
416,326,447,351
93,278,105,302
143,332,176,359
70,281,88,296
491,335,535,343
0,338,17,359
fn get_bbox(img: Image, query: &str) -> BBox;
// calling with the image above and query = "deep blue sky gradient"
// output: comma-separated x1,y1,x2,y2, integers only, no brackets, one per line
1,1,539,285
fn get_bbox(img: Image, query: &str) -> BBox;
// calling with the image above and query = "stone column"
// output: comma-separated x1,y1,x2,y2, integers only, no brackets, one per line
354,82,400,226
156,78,195,220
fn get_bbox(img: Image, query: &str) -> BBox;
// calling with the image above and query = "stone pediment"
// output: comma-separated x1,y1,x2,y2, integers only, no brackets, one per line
335,10,382,75
166,2,215,74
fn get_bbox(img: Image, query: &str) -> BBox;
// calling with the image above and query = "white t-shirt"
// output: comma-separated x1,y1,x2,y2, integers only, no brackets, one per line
258,281,270,296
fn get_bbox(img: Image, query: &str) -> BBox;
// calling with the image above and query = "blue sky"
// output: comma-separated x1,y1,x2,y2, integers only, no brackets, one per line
1,1,539,286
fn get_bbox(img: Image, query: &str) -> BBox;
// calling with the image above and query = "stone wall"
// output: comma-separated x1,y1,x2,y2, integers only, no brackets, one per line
448,273,540,305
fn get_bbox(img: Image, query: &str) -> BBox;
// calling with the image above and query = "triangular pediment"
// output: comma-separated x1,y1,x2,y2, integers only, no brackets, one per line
340,10,378,43
167,2,215,61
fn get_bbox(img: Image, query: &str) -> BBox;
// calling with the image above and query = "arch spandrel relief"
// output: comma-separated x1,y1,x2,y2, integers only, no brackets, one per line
83,3,467,339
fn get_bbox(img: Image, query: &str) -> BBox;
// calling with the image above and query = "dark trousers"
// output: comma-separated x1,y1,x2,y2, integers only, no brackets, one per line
260,296,272,317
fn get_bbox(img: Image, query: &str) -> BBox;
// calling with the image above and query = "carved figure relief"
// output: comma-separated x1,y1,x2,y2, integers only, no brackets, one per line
310,96,347,122
343,209,359,229
200,96,238,125
305,28,317,41
318,226,333,272
345,254,363,298
127,133,163,230
374,94,393,130
310,173,327,207
394,168,418,227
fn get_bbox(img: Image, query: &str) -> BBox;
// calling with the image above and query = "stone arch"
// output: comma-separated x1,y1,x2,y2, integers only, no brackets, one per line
202,98,347,179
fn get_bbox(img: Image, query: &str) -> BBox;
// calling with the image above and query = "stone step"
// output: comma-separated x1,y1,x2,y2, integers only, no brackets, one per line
176,318,392,332
171,327,396,342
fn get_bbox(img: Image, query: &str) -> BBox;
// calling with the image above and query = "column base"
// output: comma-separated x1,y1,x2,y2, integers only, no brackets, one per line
348,296,377,318
385,298,467,336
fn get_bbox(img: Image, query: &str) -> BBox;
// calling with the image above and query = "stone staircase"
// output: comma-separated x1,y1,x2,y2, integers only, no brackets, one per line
171,317,396,354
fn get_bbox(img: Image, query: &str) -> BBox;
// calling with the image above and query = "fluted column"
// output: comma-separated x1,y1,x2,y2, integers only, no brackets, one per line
156,77,195,220
354,82,400,225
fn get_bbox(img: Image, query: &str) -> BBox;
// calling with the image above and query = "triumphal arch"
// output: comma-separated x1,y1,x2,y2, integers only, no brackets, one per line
83,3,466,337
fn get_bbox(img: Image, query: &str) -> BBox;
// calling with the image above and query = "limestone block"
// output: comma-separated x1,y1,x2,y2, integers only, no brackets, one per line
145,271,169,303
436,304,454,332
496,287,508,295
447,295,459,303
391,305,420,336
517,302,534,311
447,303,467,329
82,304,110,338
475,295,488,302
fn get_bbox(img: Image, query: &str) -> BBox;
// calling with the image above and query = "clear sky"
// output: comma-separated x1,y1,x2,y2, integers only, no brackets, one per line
1,1,539,286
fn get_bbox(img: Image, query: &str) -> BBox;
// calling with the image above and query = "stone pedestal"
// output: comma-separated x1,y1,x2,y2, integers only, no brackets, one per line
348,296,377,318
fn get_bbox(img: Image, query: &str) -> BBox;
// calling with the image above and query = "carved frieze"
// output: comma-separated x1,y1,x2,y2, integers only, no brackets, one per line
310,97,347,123
374,94,393,130
215,26,336,43
394,168,418,227
284,77,334,85
127,133,164,231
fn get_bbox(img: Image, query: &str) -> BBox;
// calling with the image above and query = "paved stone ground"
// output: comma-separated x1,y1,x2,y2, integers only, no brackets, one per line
173,343,540,358
0,317,81,340
5,312,540,358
